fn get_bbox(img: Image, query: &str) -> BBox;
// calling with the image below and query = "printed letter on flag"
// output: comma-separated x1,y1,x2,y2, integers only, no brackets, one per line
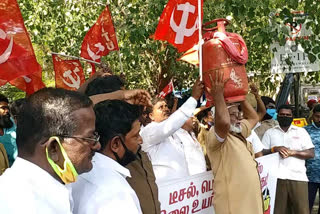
0,0,42,86
154,0,203,52
52,55,85,91
158,80,174,98
80,5,119,64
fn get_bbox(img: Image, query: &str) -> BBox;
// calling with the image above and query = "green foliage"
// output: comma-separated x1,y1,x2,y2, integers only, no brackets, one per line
1,0,320,99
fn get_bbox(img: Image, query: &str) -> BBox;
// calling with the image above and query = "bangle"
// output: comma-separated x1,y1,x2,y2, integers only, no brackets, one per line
271,147,275,153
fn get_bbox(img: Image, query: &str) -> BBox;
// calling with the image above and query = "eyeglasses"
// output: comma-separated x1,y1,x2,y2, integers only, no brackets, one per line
57,132,100,146
230,112,243,118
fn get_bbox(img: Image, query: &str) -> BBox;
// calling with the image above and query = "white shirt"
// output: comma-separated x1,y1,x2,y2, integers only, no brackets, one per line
70,153,142,214
246,130,264,154
141,97,206,184
0,157,73,214
262,125,314,181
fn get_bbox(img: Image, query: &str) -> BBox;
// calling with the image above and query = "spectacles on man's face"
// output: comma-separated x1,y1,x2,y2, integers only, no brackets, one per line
230,112,243,119
58,132,100,147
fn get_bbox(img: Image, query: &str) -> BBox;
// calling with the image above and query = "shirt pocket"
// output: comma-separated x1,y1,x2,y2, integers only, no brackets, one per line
288,135,303,150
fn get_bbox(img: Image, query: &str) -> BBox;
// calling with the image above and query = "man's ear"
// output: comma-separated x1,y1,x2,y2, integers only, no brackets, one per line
109,136,122,153
44,137,64,168
149,112,154,121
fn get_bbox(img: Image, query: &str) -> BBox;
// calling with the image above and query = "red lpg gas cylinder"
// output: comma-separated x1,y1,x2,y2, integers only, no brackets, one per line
202,18,249,106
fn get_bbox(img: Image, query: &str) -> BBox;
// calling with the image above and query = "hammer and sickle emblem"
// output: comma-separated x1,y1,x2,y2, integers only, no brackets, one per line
0,29,13,64
87,43,105,61
170,2,199,44
62,67,81,89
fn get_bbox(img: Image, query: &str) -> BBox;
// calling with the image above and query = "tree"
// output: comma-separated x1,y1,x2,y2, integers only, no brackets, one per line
1,0,319,100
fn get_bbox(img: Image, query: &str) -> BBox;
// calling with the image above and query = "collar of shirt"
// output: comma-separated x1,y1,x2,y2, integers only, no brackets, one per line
311,122,320,130
84,153,131,180
274,124,298,133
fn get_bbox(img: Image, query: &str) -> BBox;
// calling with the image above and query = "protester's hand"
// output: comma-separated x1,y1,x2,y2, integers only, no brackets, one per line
191,78,204,100
207,70,228,97
97,63,113,75
250,83,259,97
123,89,152,106
91,70,112,79
287,149,297,157
274,146,290,158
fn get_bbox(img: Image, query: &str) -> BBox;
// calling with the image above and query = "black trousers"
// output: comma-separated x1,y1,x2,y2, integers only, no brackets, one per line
308,182,320,214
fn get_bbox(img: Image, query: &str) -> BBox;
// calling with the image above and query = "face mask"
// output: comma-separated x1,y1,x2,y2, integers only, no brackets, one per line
266,109,277,119
312,121,320,128
277,116,293,127
46,136,78,184
112,136,137,166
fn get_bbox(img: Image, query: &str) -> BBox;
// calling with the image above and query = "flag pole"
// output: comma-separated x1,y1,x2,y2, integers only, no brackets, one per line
198,0,202,81
117,51,124,73
51,52,101,65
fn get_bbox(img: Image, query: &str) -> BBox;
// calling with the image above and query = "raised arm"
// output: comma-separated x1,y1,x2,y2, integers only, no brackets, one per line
171,97,179,113
240,99,259,130
250,83,266,121
141,79,204,148
90,89,152,106
209,70,230,139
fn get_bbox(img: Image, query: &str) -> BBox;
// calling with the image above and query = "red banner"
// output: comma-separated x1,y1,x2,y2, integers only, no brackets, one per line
52,55,85,91
154,0,203,52
159,80,174,98
0,0,42,86
80,5,119,65
9,71,45,95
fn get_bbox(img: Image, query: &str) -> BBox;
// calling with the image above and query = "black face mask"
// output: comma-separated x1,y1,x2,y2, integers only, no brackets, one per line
0,113,13,129
112,136,138,166
277,116,293,127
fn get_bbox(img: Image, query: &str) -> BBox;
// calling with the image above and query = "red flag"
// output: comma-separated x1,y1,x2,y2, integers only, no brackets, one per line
154,0,203,52
158,80,174,98
0,0,42,86
9,70,45,95
80,5,119,64
178,44,199,65
52,55,85,91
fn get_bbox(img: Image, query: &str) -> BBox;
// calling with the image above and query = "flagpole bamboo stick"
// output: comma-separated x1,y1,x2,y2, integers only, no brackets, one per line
117,51,124,74
51,52,101,65
198,0,202,81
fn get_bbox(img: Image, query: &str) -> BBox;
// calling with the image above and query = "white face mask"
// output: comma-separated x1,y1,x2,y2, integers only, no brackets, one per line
230,124,242,133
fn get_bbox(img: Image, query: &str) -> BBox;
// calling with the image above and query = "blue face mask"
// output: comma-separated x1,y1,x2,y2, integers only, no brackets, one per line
266,109,277,120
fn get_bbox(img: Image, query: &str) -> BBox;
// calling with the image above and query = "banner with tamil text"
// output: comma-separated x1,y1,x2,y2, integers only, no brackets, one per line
158,153,280,214
256,153,280,214
158,171,215,214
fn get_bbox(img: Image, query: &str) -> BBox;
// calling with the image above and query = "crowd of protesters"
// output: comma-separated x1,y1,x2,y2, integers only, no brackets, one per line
0,70,320,214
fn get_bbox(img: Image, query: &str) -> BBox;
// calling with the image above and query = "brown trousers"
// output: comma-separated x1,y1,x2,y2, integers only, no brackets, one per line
274,179,309,214
0,143,9,175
